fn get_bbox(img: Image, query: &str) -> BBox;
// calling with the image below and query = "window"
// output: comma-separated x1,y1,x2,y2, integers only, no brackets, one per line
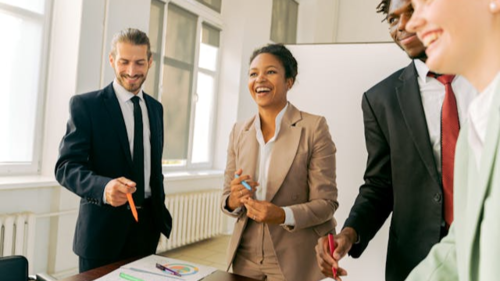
195,0,221,13
0,0,51,174
270,0,298,44
147,0,222,169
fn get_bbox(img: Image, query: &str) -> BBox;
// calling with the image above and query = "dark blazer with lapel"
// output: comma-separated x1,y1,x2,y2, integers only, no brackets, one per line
55,83,172,259
343,62,444,281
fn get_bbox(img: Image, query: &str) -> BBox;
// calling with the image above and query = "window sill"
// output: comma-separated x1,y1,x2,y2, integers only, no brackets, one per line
164,169,224,181
0,175,58,191
0,170,224,192
163,169,224,194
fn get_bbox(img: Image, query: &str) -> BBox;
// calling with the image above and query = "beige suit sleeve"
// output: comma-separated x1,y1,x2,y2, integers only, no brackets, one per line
220,123,244,218
285,116,338,232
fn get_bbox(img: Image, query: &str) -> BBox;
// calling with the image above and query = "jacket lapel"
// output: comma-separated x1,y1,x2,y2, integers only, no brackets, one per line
144,94,160,160
143,94,161,197
237,117,259,181
466,78,500,261
266,104,302,202
396,62,441,186
101,83,133,168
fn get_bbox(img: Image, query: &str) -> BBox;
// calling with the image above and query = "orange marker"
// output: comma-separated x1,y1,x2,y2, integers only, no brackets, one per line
126,193,139,222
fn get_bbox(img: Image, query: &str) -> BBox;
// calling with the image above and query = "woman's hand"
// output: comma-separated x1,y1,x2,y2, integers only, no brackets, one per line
242,197,286,224
227,169,258,211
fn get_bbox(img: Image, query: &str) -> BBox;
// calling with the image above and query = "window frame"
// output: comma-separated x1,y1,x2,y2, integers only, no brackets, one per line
150,0,223,171
195,0,221,13
0,0,52,175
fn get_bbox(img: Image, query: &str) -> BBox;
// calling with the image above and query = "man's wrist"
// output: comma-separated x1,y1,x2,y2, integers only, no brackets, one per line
342,227,359,244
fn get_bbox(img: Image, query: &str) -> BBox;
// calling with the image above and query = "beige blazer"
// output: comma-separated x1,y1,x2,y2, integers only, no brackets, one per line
406,77,500,281
221,103,338,281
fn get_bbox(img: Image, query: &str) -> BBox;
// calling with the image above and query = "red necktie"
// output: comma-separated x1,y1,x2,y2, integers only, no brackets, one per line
430,73,459,228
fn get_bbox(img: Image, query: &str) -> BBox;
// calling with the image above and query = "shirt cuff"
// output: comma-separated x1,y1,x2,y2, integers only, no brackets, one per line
103,190,108,204
281,207,296,226
226,206,243,215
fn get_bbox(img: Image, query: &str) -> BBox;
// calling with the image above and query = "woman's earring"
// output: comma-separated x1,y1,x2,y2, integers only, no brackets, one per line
490,1,499,12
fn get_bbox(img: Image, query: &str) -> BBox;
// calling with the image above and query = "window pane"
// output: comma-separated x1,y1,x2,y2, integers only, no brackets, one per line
162,63,192,160
191,72,215,163
0,0,45,14
149,0,164,54
161,3,197,163
0,10,42,162
201,23,220,47
196,0,221,13
144,52,159,97
165,4,197,64
199,24,220,71
145,0,164,97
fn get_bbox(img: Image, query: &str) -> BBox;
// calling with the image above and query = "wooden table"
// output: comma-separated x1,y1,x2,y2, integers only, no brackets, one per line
57,254,259,281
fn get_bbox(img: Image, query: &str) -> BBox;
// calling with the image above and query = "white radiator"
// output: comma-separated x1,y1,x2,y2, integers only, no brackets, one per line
0,212,36,272
157,190,224,252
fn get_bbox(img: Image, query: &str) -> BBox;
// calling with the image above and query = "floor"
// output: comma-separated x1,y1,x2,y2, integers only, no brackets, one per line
163,235,231,271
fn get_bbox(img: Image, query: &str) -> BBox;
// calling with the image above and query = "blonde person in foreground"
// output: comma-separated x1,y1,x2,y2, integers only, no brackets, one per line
220,44,338,281
404,0,500,280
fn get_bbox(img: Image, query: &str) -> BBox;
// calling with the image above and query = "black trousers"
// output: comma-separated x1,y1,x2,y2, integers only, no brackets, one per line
78,198,160,273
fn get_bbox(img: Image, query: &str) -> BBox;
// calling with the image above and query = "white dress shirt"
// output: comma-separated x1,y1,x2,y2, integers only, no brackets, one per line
105,79,152,201
414,60,477,175
467,72,500,169
253,103,296,226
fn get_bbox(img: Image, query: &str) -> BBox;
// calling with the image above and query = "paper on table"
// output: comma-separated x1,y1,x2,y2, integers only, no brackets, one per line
121,254,217,281
95,267,181,281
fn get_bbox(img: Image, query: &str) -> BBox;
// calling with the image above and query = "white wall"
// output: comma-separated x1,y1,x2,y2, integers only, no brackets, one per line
234,0,274,122
336,0,391,43
297,0,339,44
287,43,410,281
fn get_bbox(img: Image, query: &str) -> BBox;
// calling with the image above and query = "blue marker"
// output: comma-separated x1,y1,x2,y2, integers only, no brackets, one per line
235,174,252,191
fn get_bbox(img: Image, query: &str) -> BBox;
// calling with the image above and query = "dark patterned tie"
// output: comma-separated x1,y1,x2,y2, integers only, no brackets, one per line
131,96,144,206
429,73,459,228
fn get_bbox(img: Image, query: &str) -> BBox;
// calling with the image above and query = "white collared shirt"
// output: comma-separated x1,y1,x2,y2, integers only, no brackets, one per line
414,60,477,175
253,103,296,226
111,79,152,199
468,72,500,169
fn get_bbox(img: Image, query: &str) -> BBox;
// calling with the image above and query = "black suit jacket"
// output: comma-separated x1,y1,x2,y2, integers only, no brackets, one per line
344,62,444,281
55,83,172,259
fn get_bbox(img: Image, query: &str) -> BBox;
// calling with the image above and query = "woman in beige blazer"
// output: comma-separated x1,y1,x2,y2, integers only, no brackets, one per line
221,44,339,281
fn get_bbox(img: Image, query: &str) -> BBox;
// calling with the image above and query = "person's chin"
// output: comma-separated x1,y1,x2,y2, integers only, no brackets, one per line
426,56,450,75
425,45,453,74
405,47,427,60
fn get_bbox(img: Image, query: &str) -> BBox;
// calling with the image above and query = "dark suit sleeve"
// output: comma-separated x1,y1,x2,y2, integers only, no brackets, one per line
55,95,111,205
343,92,394,258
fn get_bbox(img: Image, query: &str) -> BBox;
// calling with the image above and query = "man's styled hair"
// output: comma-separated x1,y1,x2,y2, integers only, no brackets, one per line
110,28,152,60
376,0,390,20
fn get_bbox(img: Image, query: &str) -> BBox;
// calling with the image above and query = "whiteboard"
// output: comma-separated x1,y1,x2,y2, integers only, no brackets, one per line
287,43,411,281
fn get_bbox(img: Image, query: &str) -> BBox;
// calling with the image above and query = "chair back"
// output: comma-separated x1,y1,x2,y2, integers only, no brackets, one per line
0,255,29,281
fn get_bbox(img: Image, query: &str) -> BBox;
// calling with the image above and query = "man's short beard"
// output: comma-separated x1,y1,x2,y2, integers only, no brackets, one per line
408,51,427,61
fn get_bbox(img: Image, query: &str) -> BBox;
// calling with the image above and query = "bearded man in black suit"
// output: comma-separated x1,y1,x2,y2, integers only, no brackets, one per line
55,28,172,273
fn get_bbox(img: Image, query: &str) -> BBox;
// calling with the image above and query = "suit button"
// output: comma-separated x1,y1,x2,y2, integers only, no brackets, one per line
434,193,442,203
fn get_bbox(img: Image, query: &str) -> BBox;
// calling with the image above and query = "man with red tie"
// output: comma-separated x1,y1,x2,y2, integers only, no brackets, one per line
315,0,477,280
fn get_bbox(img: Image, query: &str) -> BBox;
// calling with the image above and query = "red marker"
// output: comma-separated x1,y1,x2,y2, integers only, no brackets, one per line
328,233,337,278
